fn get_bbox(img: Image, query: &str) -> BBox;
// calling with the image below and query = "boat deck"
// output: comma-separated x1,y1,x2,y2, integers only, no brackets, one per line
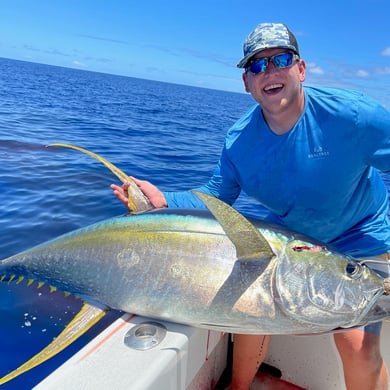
254,372,306,389
34,314,390,390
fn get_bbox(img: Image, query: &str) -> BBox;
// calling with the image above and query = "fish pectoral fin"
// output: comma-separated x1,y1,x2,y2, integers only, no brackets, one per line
0,302,108,385
192,191,274,261
47,143,155,214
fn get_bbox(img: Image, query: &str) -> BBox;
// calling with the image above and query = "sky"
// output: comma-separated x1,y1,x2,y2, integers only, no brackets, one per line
1,0,389,108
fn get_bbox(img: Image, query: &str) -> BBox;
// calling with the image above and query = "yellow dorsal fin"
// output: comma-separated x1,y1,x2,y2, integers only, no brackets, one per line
48,143,154,214
192,191,274,261
0,303,108,384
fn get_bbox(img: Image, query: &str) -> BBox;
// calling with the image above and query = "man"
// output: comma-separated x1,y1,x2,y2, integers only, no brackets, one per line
112,22,390,389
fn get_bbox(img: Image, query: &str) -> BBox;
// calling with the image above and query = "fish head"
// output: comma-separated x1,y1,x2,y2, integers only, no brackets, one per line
274,240,384,330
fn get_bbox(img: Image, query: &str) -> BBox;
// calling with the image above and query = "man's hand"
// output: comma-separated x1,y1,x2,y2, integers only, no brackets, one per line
110,177,168,210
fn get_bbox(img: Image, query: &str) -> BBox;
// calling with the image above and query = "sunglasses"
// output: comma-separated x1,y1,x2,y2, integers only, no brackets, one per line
246,52,299,74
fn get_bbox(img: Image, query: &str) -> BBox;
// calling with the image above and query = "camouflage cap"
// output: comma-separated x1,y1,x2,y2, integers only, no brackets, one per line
237,23,299,68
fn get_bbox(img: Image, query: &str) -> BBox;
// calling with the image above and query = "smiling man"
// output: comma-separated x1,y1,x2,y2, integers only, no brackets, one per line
112,22,390,389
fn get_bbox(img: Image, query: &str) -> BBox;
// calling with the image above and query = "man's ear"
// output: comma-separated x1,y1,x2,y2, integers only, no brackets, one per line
298,59,306,82
242,72,250,93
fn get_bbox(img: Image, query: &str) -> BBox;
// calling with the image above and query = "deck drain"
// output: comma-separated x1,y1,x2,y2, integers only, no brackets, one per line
124,321,167,350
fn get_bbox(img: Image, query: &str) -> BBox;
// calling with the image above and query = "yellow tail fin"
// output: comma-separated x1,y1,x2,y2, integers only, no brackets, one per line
0,303,107,384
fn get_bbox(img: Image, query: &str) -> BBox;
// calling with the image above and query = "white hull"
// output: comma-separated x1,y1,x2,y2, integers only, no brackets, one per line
34,315,390,390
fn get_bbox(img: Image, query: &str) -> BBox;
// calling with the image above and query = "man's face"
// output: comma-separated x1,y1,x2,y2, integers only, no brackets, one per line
242,48,306,115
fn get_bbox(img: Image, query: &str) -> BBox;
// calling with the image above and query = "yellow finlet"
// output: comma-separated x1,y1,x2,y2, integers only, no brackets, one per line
0,303,108,384
47,143,154,214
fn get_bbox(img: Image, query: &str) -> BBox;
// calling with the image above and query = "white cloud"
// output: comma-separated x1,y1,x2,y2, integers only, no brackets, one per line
377,67,390,75
72,60,87,68
381,47,390,56
306,62,324,75
355,69,369,78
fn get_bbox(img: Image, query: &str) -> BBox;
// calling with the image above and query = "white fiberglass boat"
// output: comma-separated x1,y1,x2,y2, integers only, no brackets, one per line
33,313,390,390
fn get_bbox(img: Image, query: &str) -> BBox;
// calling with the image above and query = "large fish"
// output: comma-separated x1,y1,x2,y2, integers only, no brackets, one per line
1,144,389,384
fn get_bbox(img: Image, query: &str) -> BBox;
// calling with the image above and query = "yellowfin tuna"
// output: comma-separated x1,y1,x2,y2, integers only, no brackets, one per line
1,144,389,384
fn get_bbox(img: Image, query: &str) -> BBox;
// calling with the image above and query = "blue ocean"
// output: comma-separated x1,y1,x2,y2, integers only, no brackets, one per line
0,57,389,389
0,57,256,389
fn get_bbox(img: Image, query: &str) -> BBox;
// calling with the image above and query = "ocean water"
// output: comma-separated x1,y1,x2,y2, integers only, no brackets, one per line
0,57,254,389
0,57,389,389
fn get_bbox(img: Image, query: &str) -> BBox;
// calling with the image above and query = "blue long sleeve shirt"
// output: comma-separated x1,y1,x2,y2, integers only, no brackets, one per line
164,86,390,257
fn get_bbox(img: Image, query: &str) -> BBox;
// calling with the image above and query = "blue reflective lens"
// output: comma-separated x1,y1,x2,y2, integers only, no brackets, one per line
247,52,296,74
249,58,268,73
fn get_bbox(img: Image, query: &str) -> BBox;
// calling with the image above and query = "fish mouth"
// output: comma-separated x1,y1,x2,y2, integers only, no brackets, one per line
358,292,390,325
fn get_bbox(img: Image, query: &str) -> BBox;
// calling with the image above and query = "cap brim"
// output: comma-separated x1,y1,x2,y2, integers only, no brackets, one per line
237,48,265,68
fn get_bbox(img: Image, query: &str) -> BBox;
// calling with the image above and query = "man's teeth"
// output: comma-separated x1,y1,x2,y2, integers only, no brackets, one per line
264,84,283,91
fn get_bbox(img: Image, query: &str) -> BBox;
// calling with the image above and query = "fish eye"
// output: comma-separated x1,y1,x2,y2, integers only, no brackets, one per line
345,261,363,279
